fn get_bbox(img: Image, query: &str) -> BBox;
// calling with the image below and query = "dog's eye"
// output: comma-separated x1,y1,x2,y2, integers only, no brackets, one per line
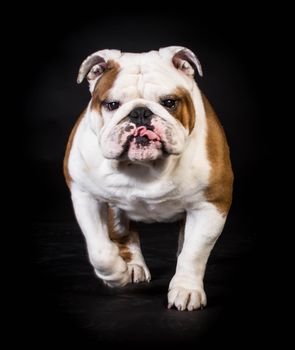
104,101,120,111
161,99,177,109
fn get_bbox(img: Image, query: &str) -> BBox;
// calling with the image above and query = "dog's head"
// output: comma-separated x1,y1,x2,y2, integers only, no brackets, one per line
77,46,202,162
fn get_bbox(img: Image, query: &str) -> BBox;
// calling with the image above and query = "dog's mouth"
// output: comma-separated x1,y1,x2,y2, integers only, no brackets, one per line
124,125,161,147
121,125,165,161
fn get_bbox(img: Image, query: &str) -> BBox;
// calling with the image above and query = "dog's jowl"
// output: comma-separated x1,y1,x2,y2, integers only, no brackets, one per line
63,46,233,311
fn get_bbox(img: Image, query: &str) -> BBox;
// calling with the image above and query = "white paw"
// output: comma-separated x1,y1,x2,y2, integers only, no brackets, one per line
127,263,151,283
167,286,207,311
94,259,130,287
90,245,131,287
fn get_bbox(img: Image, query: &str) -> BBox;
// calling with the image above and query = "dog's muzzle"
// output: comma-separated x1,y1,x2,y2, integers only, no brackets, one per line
99,101,187,162
125,107,160,147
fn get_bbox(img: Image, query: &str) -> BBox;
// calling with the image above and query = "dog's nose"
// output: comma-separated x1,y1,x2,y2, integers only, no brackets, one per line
128,107,153,125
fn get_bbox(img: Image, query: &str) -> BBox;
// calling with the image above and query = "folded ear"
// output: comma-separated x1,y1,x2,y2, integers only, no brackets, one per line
159,46,203,77
77,49,121,93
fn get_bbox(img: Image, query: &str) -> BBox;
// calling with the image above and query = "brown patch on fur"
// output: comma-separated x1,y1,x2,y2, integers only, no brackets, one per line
108,207,133,262
90,60,120,113
173,87,196,133
203,94,234,215
63,111,85,188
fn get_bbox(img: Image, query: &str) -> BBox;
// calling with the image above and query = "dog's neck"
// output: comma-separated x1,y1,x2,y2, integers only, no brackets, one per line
113,155,180,179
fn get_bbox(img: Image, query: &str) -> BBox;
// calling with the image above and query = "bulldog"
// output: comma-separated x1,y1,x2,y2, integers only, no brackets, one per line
63,46,233,311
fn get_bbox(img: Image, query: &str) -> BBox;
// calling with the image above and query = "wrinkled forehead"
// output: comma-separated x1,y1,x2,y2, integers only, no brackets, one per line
109,51,192,99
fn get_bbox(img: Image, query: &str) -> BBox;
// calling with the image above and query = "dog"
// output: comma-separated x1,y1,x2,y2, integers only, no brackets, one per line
63,46,233,311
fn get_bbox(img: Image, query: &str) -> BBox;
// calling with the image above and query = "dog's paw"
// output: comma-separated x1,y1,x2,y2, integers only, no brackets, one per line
168,276,207,311
127,263,151,283
90,244,131,287
167,286,206,311
94,261,130,287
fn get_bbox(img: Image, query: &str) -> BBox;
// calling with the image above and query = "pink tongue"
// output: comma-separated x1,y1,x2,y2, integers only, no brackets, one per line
133,126,160,141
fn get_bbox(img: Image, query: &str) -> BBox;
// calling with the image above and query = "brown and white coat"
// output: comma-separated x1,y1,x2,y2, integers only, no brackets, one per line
64,46,233,311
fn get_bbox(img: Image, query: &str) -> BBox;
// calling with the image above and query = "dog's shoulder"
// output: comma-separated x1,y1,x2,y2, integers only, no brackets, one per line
63,110,87,188
202,93,234,214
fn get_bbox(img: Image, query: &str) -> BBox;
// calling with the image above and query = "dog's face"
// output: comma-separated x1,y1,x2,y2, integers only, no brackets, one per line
77,47,202,162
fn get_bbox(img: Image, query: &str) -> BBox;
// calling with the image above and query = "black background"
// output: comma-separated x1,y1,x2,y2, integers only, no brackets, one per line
18,5,276,347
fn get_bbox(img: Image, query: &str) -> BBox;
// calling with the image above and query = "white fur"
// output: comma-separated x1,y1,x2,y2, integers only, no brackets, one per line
67,47,228,310
168,204,226,310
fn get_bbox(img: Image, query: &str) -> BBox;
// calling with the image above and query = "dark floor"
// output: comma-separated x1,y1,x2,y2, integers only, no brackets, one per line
25,211,261,346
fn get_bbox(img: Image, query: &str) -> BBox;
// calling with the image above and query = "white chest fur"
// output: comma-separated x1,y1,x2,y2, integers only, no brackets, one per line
68,117,210,223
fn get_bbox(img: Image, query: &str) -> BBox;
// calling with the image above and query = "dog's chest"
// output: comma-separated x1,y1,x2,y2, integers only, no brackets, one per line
88,165,195,222
114,194,185,222
116,185,187,222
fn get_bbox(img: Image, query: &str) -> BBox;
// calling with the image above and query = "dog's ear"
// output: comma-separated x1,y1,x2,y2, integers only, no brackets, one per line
77,49,121,93
159,46,203,77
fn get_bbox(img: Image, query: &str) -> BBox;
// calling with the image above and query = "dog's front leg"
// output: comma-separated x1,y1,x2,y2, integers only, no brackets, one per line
71,187,130,287
168,205,227,311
